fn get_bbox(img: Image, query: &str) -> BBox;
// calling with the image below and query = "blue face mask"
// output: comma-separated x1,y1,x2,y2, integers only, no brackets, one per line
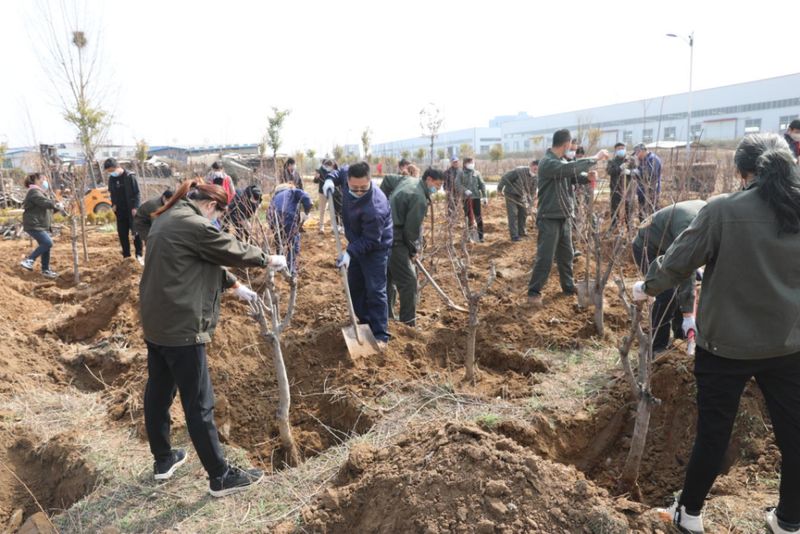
348,189,364,199
42,179,50,191
110,170,122,178
615,149,626,158
429,186,439,194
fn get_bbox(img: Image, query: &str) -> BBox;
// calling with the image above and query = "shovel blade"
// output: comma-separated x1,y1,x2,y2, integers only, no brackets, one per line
342,324,379,358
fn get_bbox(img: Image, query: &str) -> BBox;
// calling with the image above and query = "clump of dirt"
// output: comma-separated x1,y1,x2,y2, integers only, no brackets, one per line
0,430,99,526
57,336,142,392
300,421,663,533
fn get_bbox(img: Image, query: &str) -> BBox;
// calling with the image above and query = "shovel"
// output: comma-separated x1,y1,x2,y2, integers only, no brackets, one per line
327,190,380,358
466,196,480,242
414,258,468,313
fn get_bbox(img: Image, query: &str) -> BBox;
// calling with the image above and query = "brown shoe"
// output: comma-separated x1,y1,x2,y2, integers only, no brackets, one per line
527,295,543,309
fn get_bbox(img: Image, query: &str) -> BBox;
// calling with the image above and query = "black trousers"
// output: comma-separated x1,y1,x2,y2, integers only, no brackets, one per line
144,342,227,478
679,348,800,523
463,199,484,239
632,242,683,350
117,212,143,258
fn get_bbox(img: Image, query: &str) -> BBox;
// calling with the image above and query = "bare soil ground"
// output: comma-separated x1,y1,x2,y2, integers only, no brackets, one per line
0,201,781,533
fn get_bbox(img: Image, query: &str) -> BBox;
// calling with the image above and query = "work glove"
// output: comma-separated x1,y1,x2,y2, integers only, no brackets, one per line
299,211,309,224
464,189,473,198
481,197,488,206
234,284,258,302
631,281,650,302
682,315,697,337
322,179,335,197
336,251,351,269
54,202,64,212
268,255,288,271
623,168,632,176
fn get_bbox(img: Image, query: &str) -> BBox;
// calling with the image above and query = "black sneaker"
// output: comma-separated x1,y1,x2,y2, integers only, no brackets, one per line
154,449,188,480
209,464,264,497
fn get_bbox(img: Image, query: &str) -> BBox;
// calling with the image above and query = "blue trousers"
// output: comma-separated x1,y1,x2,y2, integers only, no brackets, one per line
27,230,53,271
347,248,390,342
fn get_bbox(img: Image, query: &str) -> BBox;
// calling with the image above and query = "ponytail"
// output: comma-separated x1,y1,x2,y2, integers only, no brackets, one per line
756,149,800,234
24,173,41,187
153,179,229,217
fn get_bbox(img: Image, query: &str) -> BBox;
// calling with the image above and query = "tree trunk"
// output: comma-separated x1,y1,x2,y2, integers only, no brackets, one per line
69,216,80,285
464,303,478,383
593,285,604,337
78,194,89,262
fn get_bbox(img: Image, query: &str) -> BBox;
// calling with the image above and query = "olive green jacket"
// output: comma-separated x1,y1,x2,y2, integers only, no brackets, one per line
456,169,487,199
634,200,706,312
536,149,596,219
140,199,268,346
387,177,430,254
22,187,56,232
644,180,800,359
133,196,164,242
498,167,536,200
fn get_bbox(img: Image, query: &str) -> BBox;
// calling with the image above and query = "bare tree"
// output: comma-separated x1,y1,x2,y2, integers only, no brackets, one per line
420,103,443,168
333,145,345,162
0,143,7,207
488,144,503,174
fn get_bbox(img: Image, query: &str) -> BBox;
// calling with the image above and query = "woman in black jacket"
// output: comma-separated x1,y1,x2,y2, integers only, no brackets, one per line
20,173,62,279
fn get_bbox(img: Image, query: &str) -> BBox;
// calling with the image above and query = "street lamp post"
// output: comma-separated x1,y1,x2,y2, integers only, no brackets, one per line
667,31,694,161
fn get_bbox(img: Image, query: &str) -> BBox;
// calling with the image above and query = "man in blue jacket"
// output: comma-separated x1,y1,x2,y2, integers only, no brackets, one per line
268,183,312,275
632,143,662,221
323,162,393,345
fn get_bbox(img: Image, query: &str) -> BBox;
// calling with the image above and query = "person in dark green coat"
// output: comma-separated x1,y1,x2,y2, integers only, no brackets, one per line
632,199,706,352
632,134,800,533
20,173,63,279
497,161,537,241
140,179,287,497
527,129,608,308
456,157,487,241
384,168,444,326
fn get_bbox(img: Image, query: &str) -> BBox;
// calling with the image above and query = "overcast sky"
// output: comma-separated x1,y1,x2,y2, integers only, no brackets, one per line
1,0,795,154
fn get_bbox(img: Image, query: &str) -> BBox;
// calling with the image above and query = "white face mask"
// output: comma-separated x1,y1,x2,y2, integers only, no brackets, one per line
791,132,800,142
465,163,475,171
323,165,333,173
565,150,577,159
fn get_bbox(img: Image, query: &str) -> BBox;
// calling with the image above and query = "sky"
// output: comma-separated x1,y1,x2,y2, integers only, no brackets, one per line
1,0,796,155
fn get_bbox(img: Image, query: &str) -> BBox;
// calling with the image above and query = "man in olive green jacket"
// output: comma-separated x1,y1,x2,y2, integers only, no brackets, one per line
632,199,706,352
382,169,444,326
134,189,174,243
498,161,537,241
456,157,487,241
527,129,608,307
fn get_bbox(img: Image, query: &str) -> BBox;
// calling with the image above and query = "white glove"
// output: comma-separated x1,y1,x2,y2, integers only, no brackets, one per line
336,251,351,269
632,281,650,301
682,315,697,337
299,211,309,224
481,197,488,206
234,284,258,302
623,168,632,176
268,255,287,271
464,189,473,198
322,179,335,197
54,202,65,212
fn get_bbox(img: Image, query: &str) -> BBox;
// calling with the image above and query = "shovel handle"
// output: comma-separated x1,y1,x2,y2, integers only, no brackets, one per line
328,190,362,342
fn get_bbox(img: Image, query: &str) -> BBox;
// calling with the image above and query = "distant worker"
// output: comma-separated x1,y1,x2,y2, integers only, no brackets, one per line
134,189,174,243
783,118,800,160
20,173,63,279
398,158,411,175
268,182,312,275
632,199,706,353
314,159,338,233
631,133,800,534
632,143,663,221
443,157,463,217
457,157,487,242
606,142,634,229
104,158,143,264
226,185,262,240
382,168,444,326
497,160,538,242
141,179,287,497
527,129,608,309
280,157,304,189
323,162,393,347
207,161,235,204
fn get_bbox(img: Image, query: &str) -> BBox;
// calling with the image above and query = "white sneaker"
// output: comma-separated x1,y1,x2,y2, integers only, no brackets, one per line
767,508,800,533
136,255,145,266
42,270,58,279
657,499,704,534
20,258,34,271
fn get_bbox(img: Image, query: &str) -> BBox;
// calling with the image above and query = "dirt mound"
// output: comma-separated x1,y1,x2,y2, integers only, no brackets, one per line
0,429,98,526
300,421,661,533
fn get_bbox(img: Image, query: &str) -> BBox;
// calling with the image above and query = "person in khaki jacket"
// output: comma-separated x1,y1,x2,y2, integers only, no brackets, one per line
140,179,287,498
631,134,800,534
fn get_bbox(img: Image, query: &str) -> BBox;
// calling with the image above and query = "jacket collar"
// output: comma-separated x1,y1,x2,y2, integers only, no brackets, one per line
417,177,432,200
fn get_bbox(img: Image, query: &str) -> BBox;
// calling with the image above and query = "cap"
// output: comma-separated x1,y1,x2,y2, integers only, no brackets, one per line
450,156,459,162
